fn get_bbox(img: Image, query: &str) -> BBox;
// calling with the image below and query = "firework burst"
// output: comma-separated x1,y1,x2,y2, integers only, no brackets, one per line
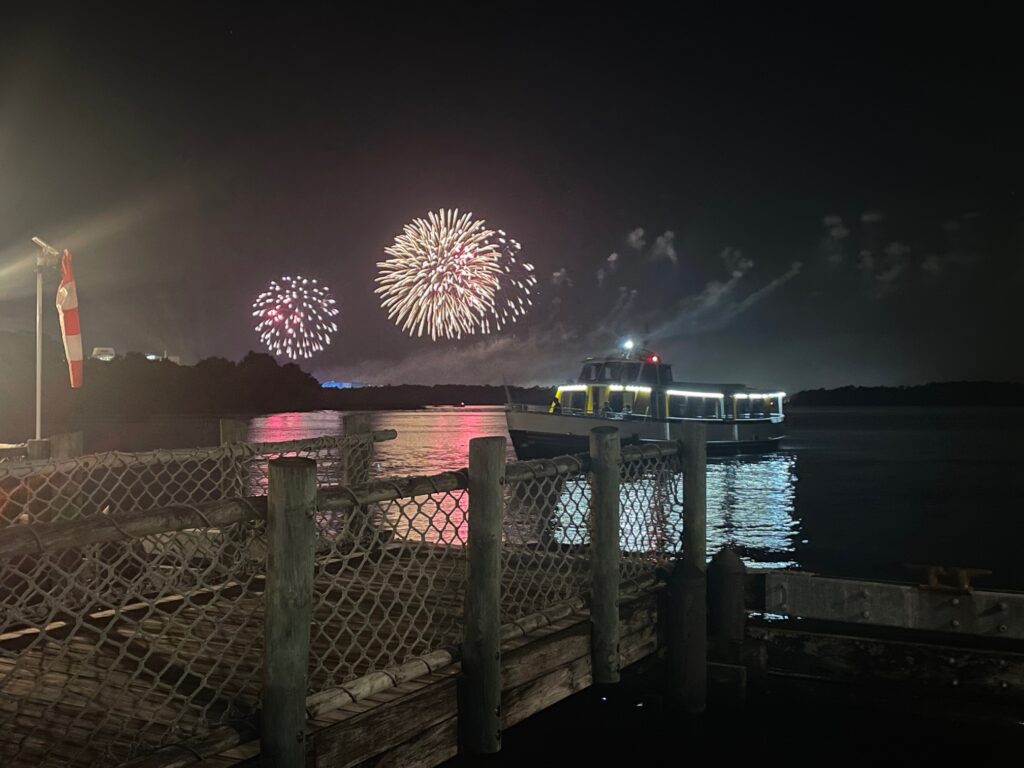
486,230,536,332
252,275,339,359
376,209,535,340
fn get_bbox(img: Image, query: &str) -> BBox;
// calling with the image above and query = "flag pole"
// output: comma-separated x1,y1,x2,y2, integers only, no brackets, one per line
31,237,60,440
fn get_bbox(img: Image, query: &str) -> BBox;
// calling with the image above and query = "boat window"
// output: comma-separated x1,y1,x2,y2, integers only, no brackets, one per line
659,364,673,383
600,362,621,381
638,364,659,384
579,363,601,382
622,362,641,382
566,391,587,413
606,391,624,413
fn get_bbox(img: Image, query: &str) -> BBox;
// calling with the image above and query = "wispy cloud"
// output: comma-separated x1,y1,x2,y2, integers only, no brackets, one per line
627,227,646,250
650,230,677,264
861,210,885,223
551,267,573,287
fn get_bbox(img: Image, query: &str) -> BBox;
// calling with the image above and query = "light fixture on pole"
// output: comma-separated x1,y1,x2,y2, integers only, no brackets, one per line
31,237,60,440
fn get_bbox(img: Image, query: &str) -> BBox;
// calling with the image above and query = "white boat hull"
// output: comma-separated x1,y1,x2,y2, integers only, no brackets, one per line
505,409,784,459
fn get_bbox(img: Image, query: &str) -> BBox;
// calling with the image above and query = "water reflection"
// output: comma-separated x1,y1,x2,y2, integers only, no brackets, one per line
707,454,799,568
248,410,800,567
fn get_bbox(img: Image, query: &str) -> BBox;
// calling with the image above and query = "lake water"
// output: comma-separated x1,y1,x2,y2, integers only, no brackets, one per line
249,406,1024,590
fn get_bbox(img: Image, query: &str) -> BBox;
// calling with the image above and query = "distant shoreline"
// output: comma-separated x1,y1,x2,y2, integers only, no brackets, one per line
787,382,1024,408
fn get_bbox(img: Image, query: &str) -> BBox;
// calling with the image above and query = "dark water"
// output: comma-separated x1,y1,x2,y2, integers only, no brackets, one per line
249,405,1024,589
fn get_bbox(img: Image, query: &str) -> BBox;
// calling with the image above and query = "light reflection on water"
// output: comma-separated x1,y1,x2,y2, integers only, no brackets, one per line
248,409,800,568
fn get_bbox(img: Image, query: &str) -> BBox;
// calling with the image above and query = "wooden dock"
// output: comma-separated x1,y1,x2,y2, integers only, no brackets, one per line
3,424,1023,767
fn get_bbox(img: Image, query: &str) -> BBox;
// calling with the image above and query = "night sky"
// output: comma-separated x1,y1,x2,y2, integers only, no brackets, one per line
1,8,1021,392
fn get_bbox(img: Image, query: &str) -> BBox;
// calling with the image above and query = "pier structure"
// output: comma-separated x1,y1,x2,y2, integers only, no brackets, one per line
2,419,1023,766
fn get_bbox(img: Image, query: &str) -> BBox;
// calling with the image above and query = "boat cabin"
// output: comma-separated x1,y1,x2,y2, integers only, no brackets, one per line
550,350,784,423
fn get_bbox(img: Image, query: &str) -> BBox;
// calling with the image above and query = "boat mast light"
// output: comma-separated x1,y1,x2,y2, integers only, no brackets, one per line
622,339,634,351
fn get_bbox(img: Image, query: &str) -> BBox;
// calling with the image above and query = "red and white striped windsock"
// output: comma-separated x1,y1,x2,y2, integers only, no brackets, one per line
55,249,83,388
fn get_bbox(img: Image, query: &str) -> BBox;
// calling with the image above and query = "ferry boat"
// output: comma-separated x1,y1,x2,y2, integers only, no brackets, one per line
506,343,786,459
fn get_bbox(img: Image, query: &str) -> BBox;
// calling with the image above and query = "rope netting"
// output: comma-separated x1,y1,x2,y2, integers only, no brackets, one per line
0,434,377,527
0,502,266,766
0,436,688,767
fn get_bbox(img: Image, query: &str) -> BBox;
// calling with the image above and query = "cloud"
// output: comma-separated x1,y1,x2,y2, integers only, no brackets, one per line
922,254,943,275
823,214,843,227
828,224,850,240
551,267,573,287
857,250,874,271
884,241,911,258
650,230,677,264
627,227,646,250
876,263,905,283
597,252,619,285
720,247,753,277
861,210,885,223
921,250,982,276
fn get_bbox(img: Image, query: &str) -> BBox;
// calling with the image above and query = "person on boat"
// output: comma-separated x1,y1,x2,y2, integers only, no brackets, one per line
600,401,612,418
550,395,562,414
622,403,633,420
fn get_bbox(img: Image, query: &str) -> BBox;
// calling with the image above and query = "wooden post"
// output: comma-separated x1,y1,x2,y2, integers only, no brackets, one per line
709,547,747,645
219,419,249,499
589,426,621,684
219,418,249,445
262,457,316,768
461,436,505,755
26,438,50,460
669,420,707,713
342,413,373,486
48,431,83,459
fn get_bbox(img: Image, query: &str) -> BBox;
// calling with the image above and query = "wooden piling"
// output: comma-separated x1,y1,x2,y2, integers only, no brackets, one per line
262,457,316,768
709,547,747,645
342,413,374,486
589,426,621,684
219,418,249,445
461,436,505,755
670,421,707,713
25,439,50,461
48,432,83,459
218,419,249,499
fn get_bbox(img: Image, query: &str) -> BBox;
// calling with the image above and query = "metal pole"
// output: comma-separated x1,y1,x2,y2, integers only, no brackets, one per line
31,237,59,441
35,258,42,440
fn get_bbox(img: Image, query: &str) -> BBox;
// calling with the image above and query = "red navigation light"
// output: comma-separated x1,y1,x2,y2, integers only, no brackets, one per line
652,355,659,363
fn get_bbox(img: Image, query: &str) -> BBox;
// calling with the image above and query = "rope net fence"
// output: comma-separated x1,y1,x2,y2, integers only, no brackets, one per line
0,434,380,528
0,435,688,766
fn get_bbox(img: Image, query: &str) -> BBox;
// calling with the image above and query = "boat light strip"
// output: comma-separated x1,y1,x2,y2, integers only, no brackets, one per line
732,392,786,399
557,385,588,392
666,389,725,399
607,385,652,393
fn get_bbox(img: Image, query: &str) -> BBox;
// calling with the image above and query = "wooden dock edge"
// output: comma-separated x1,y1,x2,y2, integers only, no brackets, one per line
197,590,661,768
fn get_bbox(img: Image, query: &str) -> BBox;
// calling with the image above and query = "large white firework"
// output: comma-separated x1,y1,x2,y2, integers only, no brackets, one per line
376,209,534,340
252,275,339,359
376,209,501,340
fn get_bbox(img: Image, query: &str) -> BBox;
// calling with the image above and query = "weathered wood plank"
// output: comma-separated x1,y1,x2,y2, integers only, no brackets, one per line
313,676,457,768
764,572,1024,640
750,624,1024,700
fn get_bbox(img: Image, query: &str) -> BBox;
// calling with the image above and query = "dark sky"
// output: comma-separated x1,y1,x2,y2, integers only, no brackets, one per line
1,7,1021,391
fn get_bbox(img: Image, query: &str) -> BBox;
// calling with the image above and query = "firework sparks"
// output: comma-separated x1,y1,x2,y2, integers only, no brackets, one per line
485,230,536,332
252,275,339,359
376,209,534,340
